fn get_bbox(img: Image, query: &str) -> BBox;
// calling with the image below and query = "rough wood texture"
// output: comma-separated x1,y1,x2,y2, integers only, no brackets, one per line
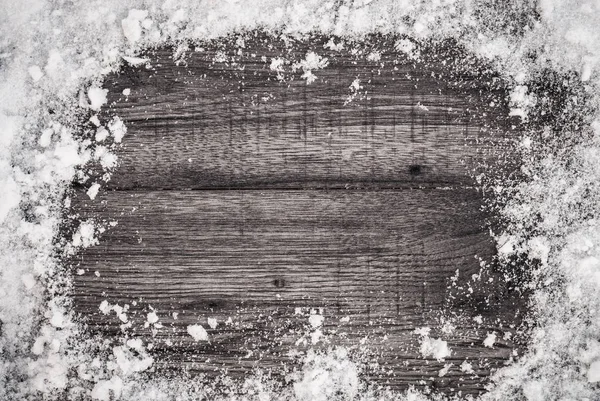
71,188,524,395
100,35,518,190
69,34,525,396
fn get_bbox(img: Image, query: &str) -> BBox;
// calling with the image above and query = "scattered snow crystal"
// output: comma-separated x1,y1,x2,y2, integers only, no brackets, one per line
187,324,209,341
28,66,44,82
146,311,158,324
121,9,148,44
484,332,497,348
588,360,600,383
87,87,108,111
86,183,100,200
4,1,600,400
308,313,324,328
419,336,451,361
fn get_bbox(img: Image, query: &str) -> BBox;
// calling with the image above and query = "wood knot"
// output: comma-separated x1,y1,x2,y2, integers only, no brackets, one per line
408,164,423,176
272,278,286,288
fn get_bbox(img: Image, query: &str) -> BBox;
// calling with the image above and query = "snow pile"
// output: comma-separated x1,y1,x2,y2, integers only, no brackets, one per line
1,0,600,400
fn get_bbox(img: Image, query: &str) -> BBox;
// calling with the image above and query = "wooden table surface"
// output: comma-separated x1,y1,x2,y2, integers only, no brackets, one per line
67,33,526,396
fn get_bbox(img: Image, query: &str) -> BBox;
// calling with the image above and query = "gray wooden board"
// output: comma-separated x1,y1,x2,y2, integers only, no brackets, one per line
69,34,526,397
98,35,519,190
70,188,525,395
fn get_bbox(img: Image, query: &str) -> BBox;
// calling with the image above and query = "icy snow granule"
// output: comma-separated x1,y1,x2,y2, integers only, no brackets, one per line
50,311,65,328
438,363,452,377
461,360,474,374
122,88,131,96
146,311,158,324
414,326,431,336
187,324,208,341
38,128,53,147
484,332,497,348
122,56,148,66
28,66,43,82
86,183,100,200
87,87,108,111
588,360,600,383
95,127,109,142
91,376,123,401
21,273,36,290
108,117,126,143
121,9,148,44
207,317,218,329
99,300,110,314
72,222,96,248
420,336,451,361
126,338,143,351
308,313,324,328
0,176,21,223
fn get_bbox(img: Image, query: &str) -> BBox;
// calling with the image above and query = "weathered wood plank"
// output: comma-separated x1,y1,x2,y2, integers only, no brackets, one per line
67,34,527,396
69,188,526,395
98,36,518,190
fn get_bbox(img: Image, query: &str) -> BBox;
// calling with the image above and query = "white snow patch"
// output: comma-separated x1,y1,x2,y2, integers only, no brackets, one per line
308,313,324,328
121,9,148,44
484,332,497,348
28,66,44,82
419,336,451,361
87,87,108,111
108,117,126,143
461,360,474,374
146,311,158,324
187,324,208,341
588,360,600,383
86,183,101,200
91,376,123,401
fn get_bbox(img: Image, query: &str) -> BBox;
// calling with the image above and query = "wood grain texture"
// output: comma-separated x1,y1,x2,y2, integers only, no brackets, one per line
98,35,519,190
68,34,526,397
70,188,525,395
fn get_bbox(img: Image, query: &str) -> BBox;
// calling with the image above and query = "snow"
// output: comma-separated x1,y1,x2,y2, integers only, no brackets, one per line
91,376,123,401
438,364,452,377
293,348,360,401
460,361,474,374
21,273,36,290
2,0,600,400
99,300,110,314
146,311,158,324
87,87,108,111
71,221,97,248
308,313,324,328
122,56,148,66
419,336,452,361
207,317,218,329
588,360,600,383
28,66,43,82
187,324,208,341
108,117,126,143
294,52,328,84
484,332,497,348
86,183,101,200
121,9,148,45
95,127,109,142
